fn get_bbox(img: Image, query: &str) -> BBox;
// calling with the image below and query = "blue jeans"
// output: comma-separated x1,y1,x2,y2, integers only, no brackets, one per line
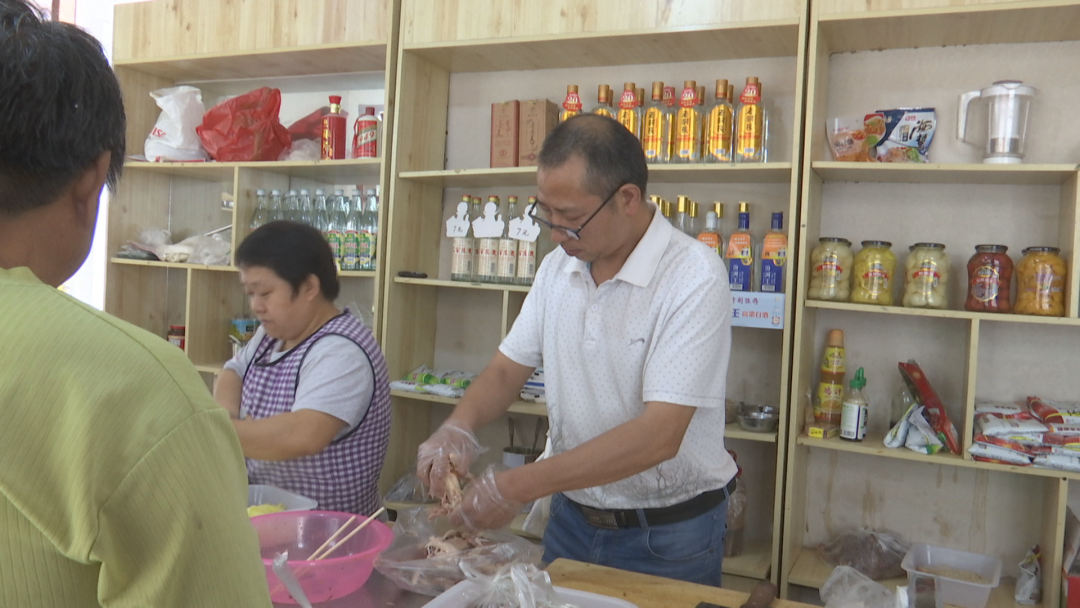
542,492,727,586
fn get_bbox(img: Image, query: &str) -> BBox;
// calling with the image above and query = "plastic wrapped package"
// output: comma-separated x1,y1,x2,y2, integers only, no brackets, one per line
724,478,747,557
821,566,895,608
818,529,910,580
460,563,578,608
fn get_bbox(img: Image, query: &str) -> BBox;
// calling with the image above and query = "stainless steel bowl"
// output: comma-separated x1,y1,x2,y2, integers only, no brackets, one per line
736,403,780,433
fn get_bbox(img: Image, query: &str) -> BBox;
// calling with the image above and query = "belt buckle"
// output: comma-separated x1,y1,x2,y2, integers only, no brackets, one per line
582,507,619,530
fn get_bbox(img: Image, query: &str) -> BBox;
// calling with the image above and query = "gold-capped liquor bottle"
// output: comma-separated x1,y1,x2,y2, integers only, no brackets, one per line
673,80,703,163
735,77,767,163
591,84,614,119
560,84,582,122
641,81,672,164
616,82,642,137
704,79,734,163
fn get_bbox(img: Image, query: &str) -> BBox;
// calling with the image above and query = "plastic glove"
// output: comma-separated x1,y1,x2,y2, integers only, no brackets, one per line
450,465,524,531
416,420,484,502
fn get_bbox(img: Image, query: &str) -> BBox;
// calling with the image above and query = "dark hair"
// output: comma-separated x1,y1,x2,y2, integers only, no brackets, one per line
537,114,648,201
0,0,126,216
236,221,340,301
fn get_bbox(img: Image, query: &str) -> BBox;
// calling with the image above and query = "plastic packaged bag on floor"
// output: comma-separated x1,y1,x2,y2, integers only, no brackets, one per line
460,562,578,608
143,86,210,162
821,565,895,608
818,529,909,580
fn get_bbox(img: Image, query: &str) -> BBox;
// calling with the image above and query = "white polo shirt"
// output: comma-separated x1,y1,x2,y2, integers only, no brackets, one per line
500,204,737,509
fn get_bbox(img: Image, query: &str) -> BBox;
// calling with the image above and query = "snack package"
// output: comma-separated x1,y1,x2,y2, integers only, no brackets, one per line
975,401,1032,418
975,414,1048,437
827,116,874,162
871,108,936,163
1015,545,1041,605
818,529,910,580
898,361,961,454
459,563,578,608
1028,396,1080,424
1033,453,1080,472
905,407,945,455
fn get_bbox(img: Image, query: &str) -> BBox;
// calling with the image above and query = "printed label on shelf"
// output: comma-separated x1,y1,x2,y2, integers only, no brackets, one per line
731,292,784,329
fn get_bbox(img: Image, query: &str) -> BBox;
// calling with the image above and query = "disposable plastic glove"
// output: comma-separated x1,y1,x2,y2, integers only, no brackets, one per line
416,420,484,502
450,465,525,531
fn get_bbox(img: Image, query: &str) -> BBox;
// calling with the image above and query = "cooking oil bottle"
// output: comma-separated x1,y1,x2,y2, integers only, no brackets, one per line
560,85,582,122
704,79,734,163
673,80,702,163
616,82,642,137
734,77,767,163
591,84,614,119
642,81,672,164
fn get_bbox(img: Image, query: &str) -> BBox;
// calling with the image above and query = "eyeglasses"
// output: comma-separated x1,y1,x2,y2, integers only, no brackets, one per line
527,182,625,241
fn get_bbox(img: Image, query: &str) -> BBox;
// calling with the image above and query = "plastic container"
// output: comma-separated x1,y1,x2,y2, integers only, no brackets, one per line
248,484,318,512
900,544,1002,608
250,510,393,604
427,578,639,608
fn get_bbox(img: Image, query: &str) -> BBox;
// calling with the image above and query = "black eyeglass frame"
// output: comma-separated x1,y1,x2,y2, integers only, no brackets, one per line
527,182,626,241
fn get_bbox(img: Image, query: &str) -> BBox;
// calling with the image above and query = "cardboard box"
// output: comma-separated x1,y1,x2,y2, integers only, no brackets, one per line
518,99,559,166
490,100,519,168
807,423,839,439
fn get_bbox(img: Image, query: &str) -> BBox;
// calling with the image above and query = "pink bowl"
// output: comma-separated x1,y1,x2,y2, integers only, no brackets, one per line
250,510,393,604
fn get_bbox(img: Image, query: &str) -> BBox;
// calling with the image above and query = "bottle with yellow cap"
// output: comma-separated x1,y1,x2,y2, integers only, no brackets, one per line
673,80,703,163
711,202,726,256
686,198,700,236
615,82,642,137
725,202,756,291
560,85,582,122
591,84,614,119
704,79,734,163
697,210,722,256
674,196,694,235
734,77,767,163
642,82,673,164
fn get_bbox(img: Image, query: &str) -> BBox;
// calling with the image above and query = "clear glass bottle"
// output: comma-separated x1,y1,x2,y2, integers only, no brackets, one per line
591,84,614,119
560,85,582,122
734,77,767,163
711,202,726,257
673,80,703,163
268,189,284,222
697,211,722,255
516,195,539,285
451,193,475,282
759,212,787,293
496,196,519,284
284,189,299,223
1016,246,1067,316
808,237,854,302
358,188,379,271
297,188,313,226
325,189,346,269
249,189,269,232
642,81,672,164
470,197,483,281
903,243,949,309
674,195,694,235
312,189,330,236
341,189,362,271
851,240,897,305
615,82,642,138
725,202,756,291
704,79,734,163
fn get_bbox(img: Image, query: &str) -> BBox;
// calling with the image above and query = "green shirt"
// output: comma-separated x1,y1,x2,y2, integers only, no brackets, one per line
0,267,272,607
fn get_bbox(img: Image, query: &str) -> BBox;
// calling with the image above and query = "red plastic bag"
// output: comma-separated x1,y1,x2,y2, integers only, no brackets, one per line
196,87,291,161
287,107,328,141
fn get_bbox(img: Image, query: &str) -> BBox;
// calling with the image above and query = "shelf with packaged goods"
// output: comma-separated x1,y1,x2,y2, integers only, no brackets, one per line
811,162,1079,186
112,41,389,81
124,158,384,182
818,1,1080,54
785,547,1033,608
391,389,548,417
804,300,1080,327
399,164,794,188
402,22,802,73
110,258,239,272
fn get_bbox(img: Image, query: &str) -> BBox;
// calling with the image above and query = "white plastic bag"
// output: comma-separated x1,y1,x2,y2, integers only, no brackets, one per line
821,565,895,608
144,86,210,162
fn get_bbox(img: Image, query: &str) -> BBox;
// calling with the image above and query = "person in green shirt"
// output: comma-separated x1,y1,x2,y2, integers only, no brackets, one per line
0,1,272,606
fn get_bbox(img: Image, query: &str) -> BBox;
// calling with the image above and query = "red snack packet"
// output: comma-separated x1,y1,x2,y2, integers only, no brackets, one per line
898,361,962,454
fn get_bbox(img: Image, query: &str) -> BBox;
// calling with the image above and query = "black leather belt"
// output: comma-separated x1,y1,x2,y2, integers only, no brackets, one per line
568,477,736,530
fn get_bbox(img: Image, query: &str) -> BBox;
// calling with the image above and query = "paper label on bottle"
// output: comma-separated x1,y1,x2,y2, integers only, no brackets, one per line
326,230,343,263
562,92,582,112
816,381,844,419
679,86,697,108
341,231,360,270
971,265,1000,302
761,234,786,293
663,86,676,108
451,237,474,276
517,241,537,280
840,400,868,440
736,105,763,156
910,260,941,294
478,238,500,277
697,232,721,255
821,346,845,373
725,232,753,291
497,239,517,279
705,105,733,161
352,117,378,158
860,261,891,296
619,90,638,110
357,231,375,269
739,83,761,105
675,108,700,159
642,108,667,159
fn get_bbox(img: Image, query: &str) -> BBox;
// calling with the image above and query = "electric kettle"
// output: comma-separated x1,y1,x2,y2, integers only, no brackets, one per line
957,80,1037,164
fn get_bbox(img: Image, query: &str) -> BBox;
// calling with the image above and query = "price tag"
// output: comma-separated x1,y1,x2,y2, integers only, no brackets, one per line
509,216,541,243
445,213,470,238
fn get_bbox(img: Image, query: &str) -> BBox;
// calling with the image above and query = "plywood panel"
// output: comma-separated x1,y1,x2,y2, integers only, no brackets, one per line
186,269,245,367
402,0,803,46
113,0,389,62
818,0,1034,14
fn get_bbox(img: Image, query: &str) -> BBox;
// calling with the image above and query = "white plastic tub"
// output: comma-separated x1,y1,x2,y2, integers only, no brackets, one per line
426,578,638,608
247,484,318,512
900,544,1002,608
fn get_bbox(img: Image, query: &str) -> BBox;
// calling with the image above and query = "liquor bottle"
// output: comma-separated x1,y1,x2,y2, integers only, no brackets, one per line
636,87,645,109
249,189,269,232
469,197,482,280
516,195,539,286
326,190,346,268
496,196,519,284
663,85,677,161
615,82,642,137
477,195,501,283
704,79,734,163
560,85,582,122
642,81,672,164
268,189,284,222
697,211,722,256
591,84,614,119
711,202,726,257
284,190,299,223
313,189,330,236
656,196,672,222
686,199,700,236
341,189,362,271
760,212,788,293
725,202,755,291
674,80,702,163
735,77,767,163
321,95,346,160
451,194,475,282
297,189,314,226
357,188,379,271
352,106,378,158
674,195,694,235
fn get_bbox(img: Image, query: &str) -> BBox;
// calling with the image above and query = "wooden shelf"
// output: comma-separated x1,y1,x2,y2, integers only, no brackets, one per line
400,164,793,188
110,257,238,272
805,300,1080,327
391,389,548,417
811,162,1078,186
787,547,1038,608
194,362,227,374
124,158,383,182
339,269,378,278
723,541,773,580
725,422,779,444
113,41,388,81
403,22,801,72
819,2,1080,53
394,277,532,293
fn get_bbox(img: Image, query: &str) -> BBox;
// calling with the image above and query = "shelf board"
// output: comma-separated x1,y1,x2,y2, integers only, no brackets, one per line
725,422,779,444
400,164,792,188
723,541,773,580
110,257,237,272
391,389,548,417
819,2,1080,53
394,277,531,293
339,269,378,278
113,41,388,81
124,158,383,182
404,22,800,72
786,548,1036,608
806,300,1080,327
811,162,1078,185
194,362,227,374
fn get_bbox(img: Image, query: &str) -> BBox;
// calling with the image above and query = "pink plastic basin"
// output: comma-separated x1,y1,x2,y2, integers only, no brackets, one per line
251,510,393,604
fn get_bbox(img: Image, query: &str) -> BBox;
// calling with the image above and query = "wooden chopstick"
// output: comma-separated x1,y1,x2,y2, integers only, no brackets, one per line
303,515,356,561
311,507,386,561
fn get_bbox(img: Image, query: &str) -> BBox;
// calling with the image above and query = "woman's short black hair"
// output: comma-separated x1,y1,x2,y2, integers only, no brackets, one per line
0,0,126,216
236,221,340,301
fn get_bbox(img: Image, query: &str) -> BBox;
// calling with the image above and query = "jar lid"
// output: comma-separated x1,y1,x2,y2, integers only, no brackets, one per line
861,240,892,248
909,242,945,250
975,244,1008,252
168,325,185,332
819,237,851,245
1022,246,1060,255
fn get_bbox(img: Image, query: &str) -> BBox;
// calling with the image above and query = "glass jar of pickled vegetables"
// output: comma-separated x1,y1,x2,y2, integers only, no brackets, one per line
1015,246,1066,316
808,237,853,302
903,243,948,309
852,240,896,305
965,245,1013,313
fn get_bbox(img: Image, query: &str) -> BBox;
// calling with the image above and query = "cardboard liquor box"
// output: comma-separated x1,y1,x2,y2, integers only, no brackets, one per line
518,99,559,166
490,100,519,168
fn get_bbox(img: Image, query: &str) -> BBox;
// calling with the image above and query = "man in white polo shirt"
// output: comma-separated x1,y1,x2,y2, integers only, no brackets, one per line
417,114,736,585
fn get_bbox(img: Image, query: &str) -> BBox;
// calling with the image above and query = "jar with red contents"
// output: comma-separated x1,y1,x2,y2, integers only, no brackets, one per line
965,245,1013,313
